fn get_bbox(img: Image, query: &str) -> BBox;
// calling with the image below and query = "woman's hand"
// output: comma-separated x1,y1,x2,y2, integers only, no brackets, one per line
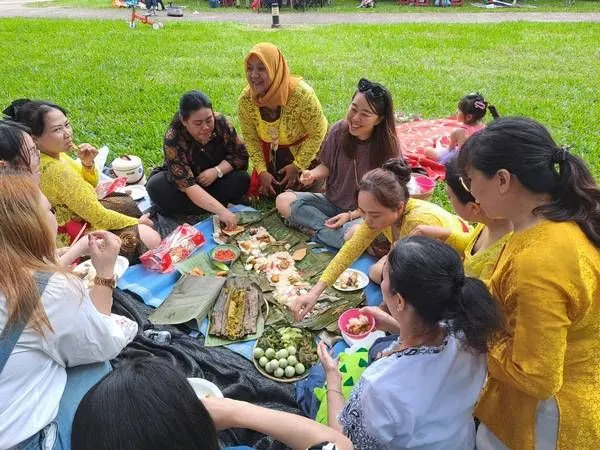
299,169,315,187
325,213,350,229
278,164,300,189
259,171,278,197
197,168,218,187
77,143,98,168
409,225,451,242
360,305,400,333
317,342,340,377
88,231,121,278
219,209,238,230
291,290,320,322
138,213,154,227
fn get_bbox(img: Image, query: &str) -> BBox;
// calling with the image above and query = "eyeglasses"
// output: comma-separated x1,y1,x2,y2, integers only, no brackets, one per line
459,175,472,193
358,78,385,99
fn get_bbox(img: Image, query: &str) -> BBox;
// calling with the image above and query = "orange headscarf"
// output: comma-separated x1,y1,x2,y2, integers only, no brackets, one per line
243,43,302,109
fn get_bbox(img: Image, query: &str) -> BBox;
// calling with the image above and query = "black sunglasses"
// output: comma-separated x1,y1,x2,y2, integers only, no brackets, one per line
358,78,386,99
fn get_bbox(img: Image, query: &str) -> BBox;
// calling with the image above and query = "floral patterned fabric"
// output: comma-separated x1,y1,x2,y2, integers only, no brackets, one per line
163,113,249,191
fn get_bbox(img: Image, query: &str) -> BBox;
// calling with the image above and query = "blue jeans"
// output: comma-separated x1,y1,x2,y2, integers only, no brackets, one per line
288,193,361,249
13,362,111,450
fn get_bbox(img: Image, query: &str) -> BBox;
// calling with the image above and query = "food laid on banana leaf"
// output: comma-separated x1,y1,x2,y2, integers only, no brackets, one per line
209,277,263,341
253,326,318,380
212,211,263,245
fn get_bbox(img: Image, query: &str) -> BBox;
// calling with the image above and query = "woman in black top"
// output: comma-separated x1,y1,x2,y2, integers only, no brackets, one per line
147,91,250,229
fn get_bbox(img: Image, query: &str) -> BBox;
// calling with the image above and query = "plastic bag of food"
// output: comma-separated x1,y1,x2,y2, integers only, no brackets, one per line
139,224,206,273
96,177,128,199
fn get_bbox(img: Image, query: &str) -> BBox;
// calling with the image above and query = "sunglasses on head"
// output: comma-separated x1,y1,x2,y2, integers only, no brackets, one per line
358,78,386,99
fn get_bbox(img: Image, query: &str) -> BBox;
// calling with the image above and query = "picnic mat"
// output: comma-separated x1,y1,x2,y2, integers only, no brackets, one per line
117,206,383,360
396,117,483,180
111,288,299,450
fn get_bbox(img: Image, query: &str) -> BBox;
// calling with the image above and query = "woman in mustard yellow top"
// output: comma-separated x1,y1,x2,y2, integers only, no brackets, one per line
238,42,328,197
8,99,160,262
292,158,470,321
411,156,512,283
458,117,600,449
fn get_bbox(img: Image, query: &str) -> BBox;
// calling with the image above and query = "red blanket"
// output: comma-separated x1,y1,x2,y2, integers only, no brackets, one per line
397,117,483,180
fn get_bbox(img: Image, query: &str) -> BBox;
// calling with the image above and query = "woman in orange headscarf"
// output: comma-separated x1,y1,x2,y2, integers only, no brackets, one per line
238,42,328,197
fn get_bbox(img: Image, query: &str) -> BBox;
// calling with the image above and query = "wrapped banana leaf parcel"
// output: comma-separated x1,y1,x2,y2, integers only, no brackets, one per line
148,275,226,328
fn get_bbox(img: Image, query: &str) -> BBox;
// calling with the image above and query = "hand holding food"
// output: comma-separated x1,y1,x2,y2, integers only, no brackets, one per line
324,213,349,229
88,231,121,278
77,143,98,168
359,306,400,333
291,289,320,322
299,170,315,187
218,209,238,231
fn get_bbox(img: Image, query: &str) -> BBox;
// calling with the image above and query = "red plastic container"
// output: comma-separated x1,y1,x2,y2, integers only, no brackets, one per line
338,308,376,340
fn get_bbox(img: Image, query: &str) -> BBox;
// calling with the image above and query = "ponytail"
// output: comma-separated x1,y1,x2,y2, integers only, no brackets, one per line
458,93,499,124
444,277,503,353
460,117,600,247
487,104,500,120
534,149,600,247
387,236,503,354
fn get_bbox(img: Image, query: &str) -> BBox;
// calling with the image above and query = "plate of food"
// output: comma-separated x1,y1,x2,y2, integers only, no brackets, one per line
116,184,147,201
210,244,240,265
72,256,129,288
333,269,369,292
252,326,318,383
187,378,224,399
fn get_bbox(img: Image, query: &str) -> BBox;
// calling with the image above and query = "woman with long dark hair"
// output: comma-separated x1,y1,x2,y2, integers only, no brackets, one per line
318,236,502,449
276,78,400,249
457,117,600,449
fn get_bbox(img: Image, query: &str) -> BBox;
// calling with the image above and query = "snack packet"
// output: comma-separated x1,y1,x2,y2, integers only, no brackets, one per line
140,224,206,273
96,177,128,199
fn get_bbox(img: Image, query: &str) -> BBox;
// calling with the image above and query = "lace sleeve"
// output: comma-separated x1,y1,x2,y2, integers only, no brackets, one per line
237,92,266,174
339,380,384,450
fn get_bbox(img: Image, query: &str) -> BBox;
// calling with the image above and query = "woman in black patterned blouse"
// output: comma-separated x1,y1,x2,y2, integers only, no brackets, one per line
147,91,250,229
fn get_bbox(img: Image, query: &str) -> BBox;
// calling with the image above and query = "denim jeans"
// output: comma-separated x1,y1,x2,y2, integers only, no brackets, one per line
288,193,361,250
12,362,111,450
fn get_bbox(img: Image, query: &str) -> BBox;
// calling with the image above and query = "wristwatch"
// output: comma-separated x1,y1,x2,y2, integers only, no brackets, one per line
93,275,116,289
214,166,223,178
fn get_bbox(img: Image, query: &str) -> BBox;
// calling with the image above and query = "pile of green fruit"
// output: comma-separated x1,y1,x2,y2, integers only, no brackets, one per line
253,346,305,378
254,326,318,379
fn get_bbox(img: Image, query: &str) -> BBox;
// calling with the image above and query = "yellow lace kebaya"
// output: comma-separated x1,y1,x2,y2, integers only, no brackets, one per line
237,80,328,174
319,198,470,286
445,223,511,284
40,153,138,247
476,220,600,449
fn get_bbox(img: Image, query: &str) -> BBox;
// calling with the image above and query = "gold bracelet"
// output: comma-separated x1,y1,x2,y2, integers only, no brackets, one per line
327,388,344,397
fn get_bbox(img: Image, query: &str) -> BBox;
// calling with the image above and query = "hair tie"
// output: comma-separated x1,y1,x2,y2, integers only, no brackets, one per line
473,100,487,111
552,145,570,164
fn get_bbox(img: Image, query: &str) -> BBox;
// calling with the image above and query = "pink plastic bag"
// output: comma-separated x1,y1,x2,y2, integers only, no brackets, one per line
96,177,128,199
139,224,206,273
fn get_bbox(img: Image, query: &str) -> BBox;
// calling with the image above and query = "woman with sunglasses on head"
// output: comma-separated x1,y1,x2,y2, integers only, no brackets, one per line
410,156,512,283
276,78,400,249
457,117,600,449
292,159,469,321
4,99,161,264
318,236,502,449
238,42,328,197
0,171,137,450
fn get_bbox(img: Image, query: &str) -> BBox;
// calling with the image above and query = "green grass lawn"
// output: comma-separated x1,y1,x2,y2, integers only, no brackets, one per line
31,0,600,13
1,19,598,208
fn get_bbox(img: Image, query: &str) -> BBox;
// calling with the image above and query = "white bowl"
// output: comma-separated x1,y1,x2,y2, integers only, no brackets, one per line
187,378,224,399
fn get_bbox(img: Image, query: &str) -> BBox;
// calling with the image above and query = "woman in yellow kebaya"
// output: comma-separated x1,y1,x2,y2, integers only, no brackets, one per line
292,158,470,321
458,117,600,449
238,42,328,197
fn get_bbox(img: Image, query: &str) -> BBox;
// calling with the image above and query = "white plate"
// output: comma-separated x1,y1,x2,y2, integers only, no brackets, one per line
333,269,369,292
116,184,147,201
187,378,224,399
72,256,129,288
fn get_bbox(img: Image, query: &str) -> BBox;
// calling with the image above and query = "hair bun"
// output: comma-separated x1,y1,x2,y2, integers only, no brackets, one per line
382,157,411,186
2,98,30,119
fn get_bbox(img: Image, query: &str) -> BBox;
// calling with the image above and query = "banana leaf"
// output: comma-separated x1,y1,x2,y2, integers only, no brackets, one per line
175,251,219,276
233,209,310,251
235,210,263,226
148,275,226,328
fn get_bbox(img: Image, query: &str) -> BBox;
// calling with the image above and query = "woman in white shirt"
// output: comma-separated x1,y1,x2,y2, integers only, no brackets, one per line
318,236,503,449
0,171,137,450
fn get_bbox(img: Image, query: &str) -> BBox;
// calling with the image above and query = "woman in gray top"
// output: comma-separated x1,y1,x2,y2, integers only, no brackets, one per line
276,78,401,248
